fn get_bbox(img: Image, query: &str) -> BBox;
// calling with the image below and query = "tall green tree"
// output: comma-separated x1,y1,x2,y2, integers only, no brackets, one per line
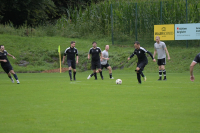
0,0,57,26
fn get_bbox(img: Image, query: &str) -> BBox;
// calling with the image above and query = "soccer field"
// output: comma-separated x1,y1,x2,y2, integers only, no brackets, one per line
0,70,200,133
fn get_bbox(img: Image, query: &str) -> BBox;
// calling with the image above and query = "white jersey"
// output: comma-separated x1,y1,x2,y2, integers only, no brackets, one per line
101,50,109,65
154,41,166,59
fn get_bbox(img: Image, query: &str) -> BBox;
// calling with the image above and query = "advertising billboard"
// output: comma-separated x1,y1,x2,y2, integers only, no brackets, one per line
154,24,175,41
175,23,200,40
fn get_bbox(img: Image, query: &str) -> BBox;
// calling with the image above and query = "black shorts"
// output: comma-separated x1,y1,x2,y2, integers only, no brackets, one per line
157,58,166,66
2,65,13,74
137,61,148,71
67,60,76,69
101,63,110,69
91,60,101,70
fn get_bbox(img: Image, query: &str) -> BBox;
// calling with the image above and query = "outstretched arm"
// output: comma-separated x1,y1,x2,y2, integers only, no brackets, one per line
128,53,134,60
7,53,16,59
147,51,156,62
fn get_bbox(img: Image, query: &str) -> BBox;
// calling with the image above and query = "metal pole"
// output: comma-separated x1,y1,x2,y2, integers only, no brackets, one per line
135,3,137,41
186,0,188,48
160,1,162,24
111,4,114,45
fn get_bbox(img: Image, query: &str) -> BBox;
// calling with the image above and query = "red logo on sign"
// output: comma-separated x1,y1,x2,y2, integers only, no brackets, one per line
177,27,179,30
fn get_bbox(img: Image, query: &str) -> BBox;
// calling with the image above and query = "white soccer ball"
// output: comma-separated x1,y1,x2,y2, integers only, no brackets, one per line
116,79,122,85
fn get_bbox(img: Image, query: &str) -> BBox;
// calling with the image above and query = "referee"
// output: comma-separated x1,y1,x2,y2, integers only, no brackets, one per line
62,41,78,81
0,45,20,84
88,42,103,80
190,53,200,82
128,41,156,84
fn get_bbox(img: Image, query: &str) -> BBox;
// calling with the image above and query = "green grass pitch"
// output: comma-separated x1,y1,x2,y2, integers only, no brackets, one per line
0,70,200,133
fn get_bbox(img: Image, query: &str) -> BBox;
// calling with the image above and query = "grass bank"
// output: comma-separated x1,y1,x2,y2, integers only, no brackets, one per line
0,34,199,73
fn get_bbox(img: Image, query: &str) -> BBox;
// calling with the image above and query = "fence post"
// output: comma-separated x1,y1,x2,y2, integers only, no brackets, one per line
135,3,137,41
186,0,188,48
160,1,162,24
111,4,114,45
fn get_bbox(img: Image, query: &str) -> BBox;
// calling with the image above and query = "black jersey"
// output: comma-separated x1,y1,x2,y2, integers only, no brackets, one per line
0,50,11,67
129,47,154,62
193,53,200,63
89,47,102,61
64,47,78,60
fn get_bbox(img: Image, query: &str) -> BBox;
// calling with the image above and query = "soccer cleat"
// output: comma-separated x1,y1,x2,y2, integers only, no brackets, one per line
87,75,91,79
143,76,146,82
74,78,76,81
163,77,167,81
11,78,14,83
101,76,104,80
110,77,114,79
16,80,20,84
70,78,72,81
158,77,162,81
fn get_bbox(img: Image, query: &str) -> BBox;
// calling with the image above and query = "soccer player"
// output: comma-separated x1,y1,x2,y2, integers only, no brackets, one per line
62,41,78,81
0,45,20,84
87,45,114,79
190,53,200,82
153,36,170,81
88,41,103,80
128,41,156,84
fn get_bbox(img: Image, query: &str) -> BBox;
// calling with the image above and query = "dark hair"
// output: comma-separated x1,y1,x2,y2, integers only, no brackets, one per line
0,45,3,48
92,41,97,44
71,41,75,44
134,41,140,45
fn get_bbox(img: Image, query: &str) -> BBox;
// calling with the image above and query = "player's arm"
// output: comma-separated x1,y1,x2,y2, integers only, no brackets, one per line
7,53,16,59
100,52,103,60
147,51,156,62
153,49,157,59
62,50,67,64
128,53,134,60
76,50,79,63
164,47,170,60
190,61,196,81
0,59,7,62
76,56,79,64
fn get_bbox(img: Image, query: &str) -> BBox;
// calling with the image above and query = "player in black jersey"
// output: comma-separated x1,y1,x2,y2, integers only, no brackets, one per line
190,53,200,82
62,41,79,81
88,42,103,80
128,41,156,84
0,45,20,84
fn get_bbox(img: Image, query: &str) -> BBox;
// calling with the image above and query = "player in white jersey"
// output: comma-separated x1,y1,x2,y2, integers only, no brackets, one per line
153,36,170,80
87,45,114,79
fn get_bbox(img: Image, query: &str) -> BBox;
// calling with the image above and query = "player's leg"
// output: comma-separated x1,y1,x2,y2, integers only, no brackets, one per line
158,59,162,80
161,58,167,80
72,61,76,81
92,62,98,80
67,60,72,81
136,62,147,83
9,69,20,84
107,65,114,79
97,61,103,80
3,66,14,83
136,67,141,84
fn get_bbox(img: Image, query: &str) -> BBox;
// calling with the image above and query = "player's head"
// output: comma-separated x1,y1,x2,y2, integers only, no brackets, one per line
71,41,76,48
92,41,97,48
134,41,140,49
156,36,160,43
105,45,109,51
0,45,4,51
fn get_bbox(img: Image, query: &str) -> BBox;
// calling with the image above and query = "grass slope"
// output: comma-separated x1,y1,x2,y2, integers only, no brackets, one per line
0,34,199,73
0,71,200,133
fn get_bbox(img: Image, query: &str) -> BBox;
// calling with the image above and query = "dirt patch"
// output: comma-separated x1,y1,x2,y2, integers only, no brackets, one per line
42,68,68,73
